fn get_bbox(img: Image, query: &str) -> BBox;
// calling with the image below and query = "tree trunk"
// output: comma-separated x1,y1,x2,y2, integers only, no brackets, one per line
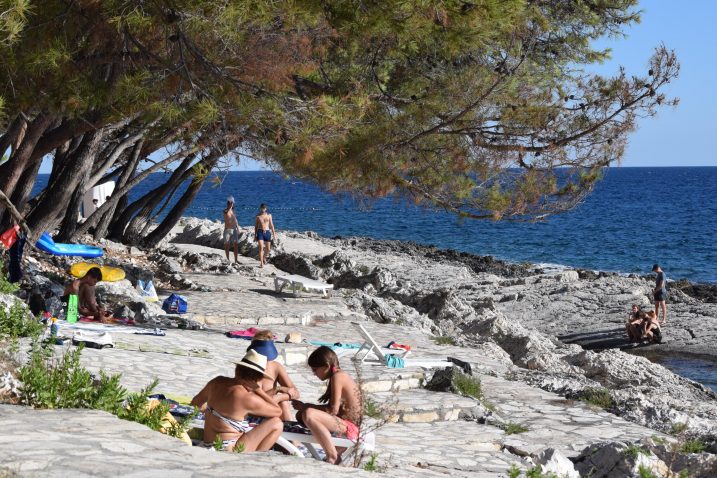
0,115,27,159
25,129,103,242
0,114,55,219
56,182,87,241
141,154,219,248
92,139,143,240
119,153,196,242
72,145,202,239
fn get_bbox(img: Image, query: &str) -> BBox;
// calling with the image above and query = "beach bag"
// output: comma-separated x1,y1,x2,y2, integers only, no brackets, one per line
0,225,19,249
162,293,187,314
137,279,159,302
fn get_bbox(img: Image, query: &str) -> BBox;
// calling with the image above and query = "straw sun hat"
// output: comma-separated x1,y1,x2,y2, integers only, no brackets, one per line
234,349,273,378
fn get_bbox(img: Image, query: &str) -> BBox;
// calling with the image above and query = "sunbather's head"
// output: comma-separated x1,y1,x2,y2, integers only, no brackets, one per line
308,346,340,381
247,330,278,361
234,349,272,381
83,267,102,285
259,203,268,213
631,304,640,313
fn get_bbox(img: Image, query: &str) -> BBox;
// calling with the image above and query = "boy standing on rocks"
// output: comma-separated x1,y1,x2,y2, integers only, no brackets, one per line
223,197,239,263
652,264,668,325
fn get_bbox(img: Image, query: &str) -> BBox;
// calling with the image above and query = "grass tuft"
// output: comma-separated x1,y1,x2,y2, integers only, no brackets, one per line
670,422,688,435
501,421,529,435
453,373,482,399
431,336,456,346
578,387,614,409
680,439,707,454
624,444,649,459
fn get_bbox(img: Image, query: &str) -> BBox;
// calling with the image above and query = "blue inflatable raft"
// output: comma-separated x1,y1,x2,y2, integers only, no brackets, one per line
35,233,104,258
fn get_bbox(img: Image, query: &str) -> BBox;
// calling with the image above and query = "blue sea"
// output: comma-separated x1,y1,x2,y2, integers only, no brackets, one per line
34,167,717,283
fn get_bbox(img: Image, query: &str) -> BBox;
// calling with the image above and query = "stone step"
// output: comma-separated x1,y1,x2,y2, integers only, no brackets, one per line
368,389,481,423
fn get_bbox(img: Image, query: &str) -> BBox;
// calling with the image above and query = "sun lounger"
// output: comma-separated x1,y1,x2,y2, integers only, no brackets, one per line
274,274,333,297
278,422,375,461
351,321,456,369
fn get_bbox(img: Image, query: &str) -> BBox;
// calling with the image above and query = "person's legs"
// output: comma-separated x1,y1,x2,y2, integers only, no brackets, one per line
301,408,348,464
224,241,230,261
236,417,283,452
264,241,271,265
258,239,265,266
660,301,667,325
233,242,238,262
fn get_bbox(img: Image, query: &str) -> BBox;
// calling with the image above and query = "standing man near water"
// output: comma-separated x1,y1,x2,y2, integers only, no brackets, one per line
223,196,239,263
254,204,275,268
652,264,668,325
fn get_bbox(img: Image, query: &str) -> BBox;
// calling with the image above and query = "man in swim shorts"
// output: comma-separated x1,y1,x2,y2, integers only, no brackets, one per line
254,203,275,268
223,196,239,263
652,263,668,325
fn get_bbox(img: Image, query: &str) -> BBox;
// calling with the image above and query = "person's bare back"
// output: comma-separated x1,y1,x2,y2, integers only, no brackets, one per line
331,371,361,424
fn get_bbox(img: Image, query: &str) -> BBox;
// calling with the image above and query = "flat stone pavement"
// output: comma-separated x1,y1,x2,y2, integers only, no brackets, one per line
1,239,674,477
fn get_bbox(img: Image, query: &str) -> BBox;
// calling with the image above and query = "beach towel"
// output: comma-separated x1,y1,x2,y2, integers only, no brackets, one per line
307,340,362,349
225,328,278,340
387,341,411,352
385,354,405,368
8,234,25,283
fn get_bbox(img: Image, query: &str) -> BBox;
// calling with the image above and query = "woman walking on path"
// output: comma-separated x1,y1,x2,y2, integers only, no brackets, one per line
255,203,275,268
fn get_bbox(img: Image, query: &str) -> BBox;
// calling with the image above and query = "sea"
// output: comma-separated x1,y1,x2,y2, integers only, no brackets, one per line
31,166,717,390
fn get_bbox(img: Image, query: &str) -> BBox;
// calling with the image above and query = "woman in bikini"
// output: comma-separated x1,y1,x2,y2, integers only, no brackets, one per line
190,349,283,452
247,330,301,421
291,346,362,464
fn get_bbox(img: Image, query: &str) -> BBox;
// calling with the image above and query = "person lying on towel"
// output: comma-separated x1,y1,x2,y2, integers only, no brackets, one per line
247,330,301,421
62,266,109,322
190,350,283,452
292,346,362,464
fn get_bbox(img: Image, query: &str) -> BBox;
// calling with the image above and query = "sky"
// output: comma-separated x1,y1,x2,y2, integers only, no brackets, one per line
38,1,716,174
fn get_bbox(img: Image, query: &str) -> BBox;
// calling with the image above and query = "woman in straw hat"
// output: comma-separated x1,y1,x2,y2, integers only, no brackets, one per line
247,330,301,421
190,349,283,451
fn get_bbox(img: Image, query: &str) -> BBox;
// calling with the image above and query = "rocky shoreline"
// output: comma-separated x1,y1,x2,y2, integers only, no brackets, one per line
2,216,716,477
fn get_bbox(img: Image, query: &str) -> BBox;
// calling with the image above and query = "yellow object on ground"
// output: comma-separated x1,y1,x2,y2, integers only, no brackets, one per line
146,399,192,446
69,262,125,282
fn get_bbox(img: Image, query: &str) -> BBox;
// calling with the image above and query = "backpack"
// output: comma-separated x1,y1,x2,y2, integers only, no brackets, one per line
162,293,188,314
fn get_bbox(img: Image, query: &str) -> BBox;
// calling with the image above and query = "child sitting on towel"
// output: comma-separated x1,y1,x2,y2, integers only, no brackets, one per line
247,330,301,421
291,346,362,464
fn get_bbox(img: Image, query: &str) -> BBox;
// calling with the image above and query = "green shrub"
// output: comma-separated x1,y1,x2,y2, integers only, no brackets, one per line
501,422,529,435
363,397,382,419
18,343,126,410
671,422,688,435
638,465,658,478
506,464,559,478
363,453,379,472
0,301,42,341
0,261,19,294
454,373,482,399
508,464,521,478
579,387,614,409
431,336,456,346
624,444,649,459
681,439,707,454
17,340,195,441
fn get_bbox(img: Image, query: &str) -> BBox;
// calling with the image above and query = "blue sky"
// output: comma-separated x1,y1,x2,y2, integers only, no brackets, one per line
591,0,716,166
38,1,715,173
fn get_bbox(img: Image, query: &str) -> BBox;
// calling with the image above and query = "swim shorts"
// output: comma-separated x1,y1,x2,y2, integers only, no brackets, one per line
256,229,272,242
223,228,239,244
654,289,668,302
341,419,359,441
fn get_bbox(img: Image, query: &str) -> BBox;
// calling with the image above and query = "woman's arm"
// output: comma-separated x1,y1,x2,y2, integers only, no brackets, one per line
269,214,275,236
275,364,300,401
247,388,282,418
190,382,211,410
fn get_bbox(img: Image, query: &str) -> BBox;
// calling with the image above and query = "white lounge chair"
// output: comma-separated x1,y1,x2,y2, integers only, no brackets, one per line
278,425,376,461
351,322,455,369
274,274,333,297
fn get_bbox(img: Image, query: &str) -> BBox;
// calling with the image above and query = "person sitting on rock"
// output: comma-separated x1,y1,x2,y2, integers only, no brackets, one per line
626,304,644,342
641,310,662,344
190,349,283,452
291,346,362,464
247,330,300,421
62,267,108,322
